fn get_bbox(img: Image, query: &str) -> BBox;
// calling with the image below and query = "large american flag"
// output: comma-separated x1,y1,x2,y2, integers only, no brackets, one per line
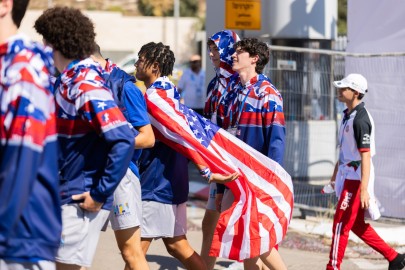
145,76,293,260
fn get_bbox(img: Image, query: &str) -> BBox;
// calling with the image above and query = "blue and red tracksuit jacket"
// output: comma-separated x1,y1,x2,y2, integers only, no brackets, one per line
0,34,61,262
54,58,135,210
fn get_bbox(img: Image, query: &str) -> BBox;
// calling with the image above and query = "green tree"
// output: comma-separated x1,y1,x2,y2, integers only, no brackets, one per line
138,0,199,17
338,0,347,35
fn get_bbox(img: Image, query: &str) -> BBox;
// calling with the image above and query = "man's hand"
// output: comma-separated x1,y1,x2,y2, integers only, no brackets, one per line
209,172,240,184
360,189,370,209
72,192,103,212
215,193,224,212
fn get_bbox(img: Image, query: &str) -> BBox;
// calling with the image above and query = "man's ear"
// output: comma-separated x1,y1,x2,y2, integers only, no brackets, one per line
152,62,160,74
0,0,12,18
251,54,259,65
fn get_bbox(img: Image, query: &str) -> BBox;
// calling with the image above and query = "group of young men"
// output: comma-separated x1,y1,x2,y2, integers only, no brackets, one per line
1,1,405,270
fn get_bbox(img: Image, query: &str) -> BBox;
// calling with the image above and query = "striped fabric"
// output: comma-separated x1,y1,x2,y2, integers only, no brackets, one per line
144,76,293,260
220,74,286,164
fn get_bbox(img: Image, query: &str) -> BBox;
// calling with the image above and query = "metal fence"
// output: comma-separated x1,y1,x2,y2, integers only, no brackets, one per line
265,45,346,122
264,45,405,219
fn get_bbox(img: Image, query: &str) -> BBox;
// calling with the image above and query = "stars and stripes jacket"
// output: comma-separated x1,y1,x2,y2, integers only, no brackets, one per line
0,34,61,262
204,30,240,121
220,73,286,165
54,58,134,210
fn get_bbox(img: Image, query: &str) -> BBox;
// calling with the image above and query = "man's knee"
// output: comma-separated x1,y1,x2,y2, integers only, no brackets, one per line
120,241,144,262
165,237,193,259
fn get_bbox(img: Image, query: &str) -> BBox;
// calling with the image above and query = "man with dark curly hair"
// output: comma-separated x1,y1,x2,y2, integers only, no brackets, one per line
219,38,287,270
136,42,238,270
0,0,61,269
34,7,135,270
135,42,207,270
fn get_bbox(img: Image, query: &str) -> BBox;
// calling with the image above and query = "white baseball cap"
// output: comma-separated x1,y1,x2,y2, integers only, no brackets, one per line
333,73,368,94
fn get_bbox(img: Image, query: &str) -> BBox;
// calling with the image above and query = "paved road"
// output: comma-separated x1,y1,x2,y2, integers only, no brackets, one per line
91,164,403,269
91,204,394,270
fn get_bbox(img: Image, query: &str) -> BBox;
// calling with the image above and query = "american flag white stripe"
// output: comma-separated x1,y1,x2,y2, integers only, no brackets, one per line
210,134,292,230
208,130,292,259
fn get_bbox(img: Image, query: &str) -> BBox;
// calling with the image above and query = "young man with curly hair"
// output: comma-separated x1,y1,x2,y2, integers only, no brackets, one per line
34,7,135,270
135,42,207,270
219,38,287,270
135,42,238,270
0,0,61,269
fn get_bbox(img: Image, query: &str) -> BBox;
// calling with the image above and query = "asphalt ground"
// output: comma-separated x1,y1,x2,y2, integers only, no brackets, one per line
91,164,405,270
92,201,402,270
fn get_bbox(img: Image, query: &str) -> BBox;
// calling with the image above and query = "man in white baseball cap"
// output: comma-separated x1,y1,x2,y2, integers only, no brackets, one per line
326,73,405,270
333,73,368,94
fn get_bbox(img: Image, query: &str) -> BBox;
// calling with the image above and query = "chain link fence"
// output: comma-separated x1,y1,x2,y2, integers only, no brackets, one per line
265,45,405,219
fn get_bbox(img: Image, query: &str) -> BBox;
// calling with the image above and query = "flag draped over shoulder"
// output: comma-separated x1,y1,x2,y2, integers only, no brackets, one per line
144,76,294,260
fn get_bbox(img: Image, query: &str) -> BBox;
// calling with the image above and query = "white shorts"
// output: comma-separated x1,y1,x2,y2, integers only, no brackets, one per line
108,169,142,231
206,182,217,211
0,260,55,270
56,204,110,267
141,201,187,238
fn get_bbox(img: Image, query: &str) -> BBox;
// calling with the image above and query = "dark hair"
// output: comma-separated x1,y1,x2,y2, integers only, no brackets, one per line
234,38,270,73
34,7,96,59
348,88,366,100
12,0,29,28
138,42,175,77
207,39,215,47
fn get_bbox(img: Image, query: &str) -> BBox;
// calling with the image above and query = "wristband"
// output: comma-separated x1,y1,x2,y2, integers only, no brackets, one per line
199,167,212,182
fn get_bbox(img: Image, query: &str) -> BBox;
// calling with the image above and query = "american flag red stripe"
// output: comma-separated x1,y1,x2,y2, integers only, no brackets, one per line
144,77,293,260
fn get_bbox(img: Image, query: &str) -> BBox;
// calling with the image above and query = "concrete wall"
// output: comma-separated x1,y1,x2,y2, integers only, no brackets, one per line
19,10,200,64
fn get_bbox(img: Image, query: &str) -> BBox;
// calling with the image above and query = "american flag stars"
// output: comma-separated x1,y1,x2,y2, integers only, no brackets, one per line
97,101,107,110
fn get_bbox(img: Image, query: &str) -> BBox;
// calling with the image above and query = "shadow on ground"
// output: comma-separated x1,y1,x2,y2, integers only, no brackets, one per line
146,255,184,270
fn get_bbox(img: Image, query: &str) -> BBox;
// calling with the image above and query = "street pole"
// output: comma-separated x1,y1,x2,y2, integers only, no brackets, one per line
174,0,179,59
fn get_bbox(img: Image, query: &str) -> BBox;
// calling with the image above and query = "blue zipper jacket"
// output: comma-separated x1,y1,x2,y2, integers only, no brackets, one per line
55,58,135,210
0,34,61,262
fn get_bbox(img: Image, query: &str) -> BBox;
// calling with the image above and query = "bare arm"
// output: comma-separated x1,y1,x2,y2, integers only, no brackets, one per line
330,162,339,188
195,164,240,184
360,151,371,209
134,124,155,149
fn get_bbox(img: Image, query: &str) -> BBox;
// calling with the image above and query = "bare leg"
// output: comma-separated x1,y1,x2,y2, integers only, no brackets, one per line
243,258,270,270
163,235,207,270
114,227,150,270
200,209,219,270
260,248,287,270
243,257,261,270
260,261,271,270
141,237,153,255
